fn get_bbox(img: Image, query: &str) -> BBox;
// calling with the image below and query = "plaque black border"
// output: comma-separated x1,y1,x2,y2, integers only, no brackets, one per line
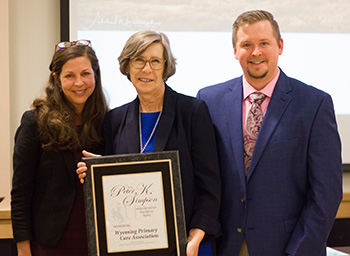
83,151,187,256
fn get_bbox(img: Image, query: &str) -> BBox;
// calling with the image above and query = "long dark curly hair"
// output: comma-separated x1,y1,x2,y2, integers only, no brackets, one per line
32,44,108,151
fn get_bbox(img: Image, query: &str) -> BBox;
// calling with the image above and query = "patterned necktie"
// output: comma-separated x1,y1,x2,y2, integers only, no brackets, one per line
244,92,266,175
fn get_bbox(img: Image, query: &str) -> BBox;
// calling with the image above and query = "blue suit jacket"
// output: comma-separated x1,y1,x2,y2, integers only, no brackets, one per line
197,70,342,256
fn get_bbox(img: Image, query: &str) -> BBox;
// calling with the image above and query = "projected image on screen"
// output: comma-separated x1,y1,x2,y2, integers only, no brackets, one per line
68,0,350,162
70,0,350,112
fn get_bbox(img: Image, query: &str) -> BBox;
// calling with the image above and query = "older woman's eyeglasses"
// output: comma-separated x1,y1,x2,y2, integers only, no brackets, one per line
130,57,165,70
55,40,92,52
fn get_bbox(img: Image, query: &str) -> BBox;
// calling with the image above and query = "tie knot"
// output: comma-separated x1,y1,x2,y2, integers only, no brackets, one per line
249,92,266,105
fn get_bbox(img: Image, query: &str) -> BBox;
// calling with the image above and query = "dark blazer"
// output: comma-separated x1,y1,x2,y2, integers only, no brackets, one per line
197,70,343,256
11,111,102,246
104,85,221,238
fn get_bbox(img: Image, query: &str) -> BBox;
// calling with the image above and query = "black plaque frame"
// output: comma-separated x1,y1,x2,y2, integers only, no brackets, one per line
83,151,186,256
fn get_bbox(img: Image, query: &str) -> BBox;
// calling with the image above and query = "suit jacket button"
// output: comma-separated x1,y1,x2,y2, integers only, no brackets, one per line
237,227,242,233
240,198,245,203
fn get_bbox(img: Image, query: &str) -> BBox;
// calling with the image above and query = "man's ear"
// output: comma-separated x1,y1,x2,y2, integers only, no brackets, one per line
233,46,238,60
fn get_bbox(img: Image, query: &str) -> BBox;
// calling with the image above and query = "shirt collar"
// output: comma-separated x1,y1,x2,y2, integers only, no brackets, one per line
243,68,280,100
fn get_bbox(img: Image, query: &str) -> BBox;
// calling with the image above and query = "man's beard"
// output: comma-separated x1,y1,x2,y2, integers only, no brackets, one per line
247,69,268,79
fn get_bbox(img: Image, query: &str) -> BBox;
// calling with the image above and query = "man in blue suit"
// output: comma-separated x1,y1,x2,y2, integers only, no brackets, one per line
197,10,343,256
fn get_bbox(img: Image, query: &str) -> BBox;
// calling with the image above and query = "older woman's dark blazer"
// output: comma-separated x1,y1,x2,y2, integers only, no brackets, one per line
104,85,221,238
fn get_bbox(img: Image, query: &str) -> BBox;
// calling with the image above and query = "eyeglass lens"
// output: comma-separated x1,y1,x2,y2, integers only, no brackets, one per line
131,57,165,70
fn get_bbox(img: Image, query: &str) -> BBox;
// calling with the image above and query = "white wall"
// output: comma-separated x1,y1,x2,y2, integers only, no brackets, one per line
0,0,60,210
0,0,11,210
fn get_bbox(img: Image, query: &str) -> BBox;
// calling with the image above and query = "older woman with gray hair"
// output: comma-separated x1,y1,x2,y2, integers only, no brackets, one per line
78,30,221,255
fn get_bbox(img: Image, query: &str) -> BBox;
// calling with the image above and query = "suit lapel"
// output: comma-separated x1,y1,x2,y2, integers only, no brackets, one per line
125,98,141,153
62,150,76,183
154,85,176,152
225,78,246,186
247,71,292,180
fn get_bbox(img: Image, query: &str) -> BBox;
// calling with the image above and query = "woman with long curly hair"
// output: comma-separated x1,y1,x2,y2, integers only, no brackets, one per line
11,40,108,256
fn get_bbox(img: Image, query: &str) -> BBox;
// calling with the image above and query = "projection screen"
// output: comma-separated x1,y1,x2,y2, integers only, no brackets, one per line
61,0,350,167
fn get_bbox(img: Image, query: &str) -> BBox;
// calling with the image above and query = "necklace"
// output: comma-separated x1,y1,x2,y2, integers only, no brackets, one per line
139,108,162,153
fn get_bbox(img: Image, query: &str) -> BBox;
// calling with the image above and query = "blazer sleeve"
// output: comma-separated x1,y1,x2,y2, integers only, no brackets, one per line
11,111,42,243
188,99,221,238
285,94,343,255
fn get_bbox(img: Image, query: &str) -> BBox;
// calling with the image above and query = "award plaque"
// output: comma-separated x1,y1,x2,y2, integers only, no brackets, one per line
83,151,187,256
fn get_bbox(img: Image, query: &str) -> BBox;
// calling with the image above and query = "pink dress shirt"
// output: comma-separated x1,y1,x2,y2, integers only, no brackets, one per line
242,69,280,132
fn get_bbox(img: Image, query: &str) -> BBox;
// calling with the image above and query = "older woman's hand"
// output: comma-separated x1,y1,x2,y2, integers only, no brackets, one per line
186,228,205,256
76,150,101,184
